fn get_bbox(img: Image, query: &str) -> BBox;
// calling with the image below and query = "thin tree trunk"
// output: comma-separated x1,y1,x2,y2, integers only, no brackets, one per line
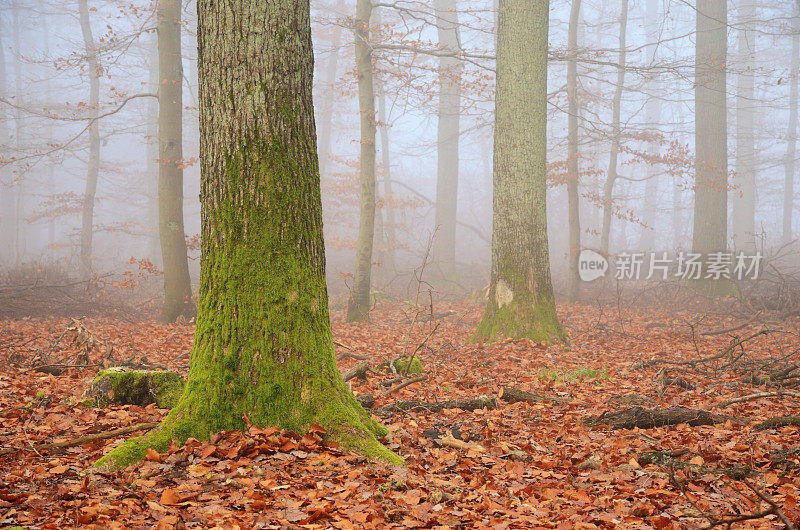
638,0,661,251
97,0,398,470
317,15,341,179
600,0,628,255
566,0,582,302
157,0,194,322
692,0,728,267
78,0,100,280
472,0,564,343
691,0,730,295
0,9,12,265
346,0,377,322
147,32,160,265
733,0,756,252
784,13,799,243
432,0,462,279
376,77,397,274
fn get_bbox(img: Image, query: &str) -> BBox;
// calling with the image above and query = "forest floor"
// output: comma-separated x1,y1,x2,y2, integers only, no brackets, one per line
0,299,799,529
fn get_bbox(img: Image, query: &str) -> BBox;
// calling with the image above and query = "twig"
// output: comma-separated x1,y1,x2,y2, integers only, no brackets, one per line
380,375,427,398
0,422,159,456
718,390,800,408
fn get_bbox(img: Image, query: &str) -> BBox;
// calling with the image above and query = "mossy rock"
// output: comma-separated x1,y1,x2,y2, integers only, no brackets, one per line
392,356,423,375
82,368,185,409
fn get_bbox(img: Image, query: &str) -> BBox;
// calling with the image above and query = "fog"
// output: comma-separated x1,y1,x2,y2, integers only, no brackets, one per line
1,0,798,306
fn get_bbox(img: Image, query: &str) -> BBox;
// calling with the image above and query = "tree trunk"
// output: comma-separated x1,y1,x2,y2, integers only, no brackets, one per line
78,0,99,280
96,0,399,470
147,32,161,266
692,1,728,270
732,0,756,252
0,11,12,265
638,0,661,251
317,13,341,179
346,0,377,322
600,0,628,255
472,0,564,343
566,0,582,303
157,0,194,322
12,2,24,266
432,0,462,280
376,78,397,275
784,13,799,243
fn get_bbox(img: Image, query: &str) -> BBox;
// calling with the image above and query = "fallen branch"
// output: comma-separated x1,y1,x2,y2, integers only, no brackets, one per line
499,386,572,405
380,375,427,398
341,361,370,382
438,434,485,453
0,422,159,456
718,390,800,408
583,406,740,430
755,415,800,430
375,397,496,417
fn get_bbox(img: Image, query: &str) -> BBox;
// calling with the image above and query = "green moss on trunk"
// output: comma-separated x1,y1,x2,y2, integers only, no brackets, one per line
94,0,399,469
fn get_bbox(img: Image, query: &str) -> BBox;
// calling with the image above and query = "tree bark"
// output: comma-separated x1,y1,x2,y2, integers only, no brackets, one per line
692,0,729,274
732,0,756,252
157,0,194,322
432,0,462,280
600,0,628,255
472,0,564,343
78,0,100,280
346,0,377,322
96,0,398,470
784,13,799,243
566,0,582,302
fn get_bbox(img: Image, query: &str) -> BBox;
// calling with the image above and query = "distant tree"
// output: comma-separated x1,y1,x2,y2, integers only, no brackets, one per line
692,0,728,272
472,0,565,343
566,0,582,302
599,0,628,255
732,0,756,252
97,0,399,469
784,7,799,243
432,0,462,280
157,0,193,322
346,0,377,322
77,0,100,280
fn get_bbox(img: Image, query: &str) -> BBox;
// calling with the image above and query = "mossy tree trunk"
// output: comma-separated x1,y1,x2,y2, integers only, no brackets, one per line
157,0,194,322
565,0,582,303
692,0,728,279
78,0,100,281
432,0,462,281
471,0,565,343
346,0,377,322
96,0,399,470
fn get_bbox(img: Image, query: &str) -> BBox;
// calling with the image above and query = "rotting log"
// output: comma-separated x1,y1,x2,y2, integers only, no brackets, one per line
499,386,572,404
375,397,496,418
755,415,800,430
583,406,739,429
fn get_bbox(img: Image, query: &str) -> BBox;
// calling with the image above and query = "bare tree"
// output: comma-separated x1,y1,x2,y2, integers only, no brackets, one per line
784,8,799,243
77,0,100,280
566,0,582,302
600,0,629,255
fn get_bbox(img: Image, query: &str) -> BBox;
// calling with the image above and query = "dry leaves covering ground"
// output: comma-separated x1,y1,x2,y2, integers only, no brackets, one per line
0,300,798,529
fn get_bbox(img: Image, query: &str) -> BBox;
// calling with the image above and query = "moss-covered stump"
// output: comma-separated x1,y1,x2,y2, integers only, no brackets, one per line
393,356,423,375
82,368,184,409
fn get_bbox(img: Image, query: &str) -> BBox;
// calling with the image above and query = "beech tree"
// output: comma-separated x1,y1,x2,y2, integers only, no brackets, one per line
692,0,728,270
346,0,377,322
96,0,399,469
77,0,100,280
157,0,193,322
565,0,582,302
472,0,564,343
